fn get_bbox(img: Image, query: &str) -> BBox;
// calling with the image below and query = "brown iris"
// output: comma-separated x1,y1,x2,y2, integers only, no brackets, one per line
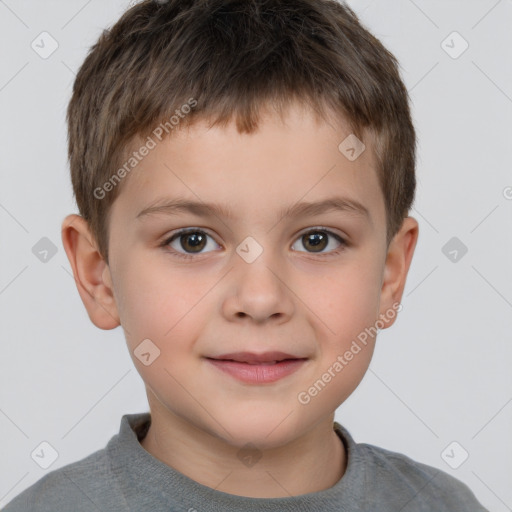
179,231,207,253
301,231,328,253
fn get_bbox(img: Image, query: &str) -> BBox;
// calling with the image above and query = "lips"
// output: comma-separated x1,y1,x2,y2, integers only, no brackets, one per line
205,351,308,384
207,351,305,364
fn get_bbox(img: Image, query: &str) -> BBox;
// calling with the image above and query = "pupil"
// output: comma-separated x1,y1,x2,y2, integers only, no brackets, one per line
182,232,205,252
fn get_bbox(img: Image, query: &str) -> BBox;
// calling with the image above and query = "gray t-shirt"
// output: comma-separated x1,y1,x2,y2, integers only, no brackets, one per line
3,412,488,511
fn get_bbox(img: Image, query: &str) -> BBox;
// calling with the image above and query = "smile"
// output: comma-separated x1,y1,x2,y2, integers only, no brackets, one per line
205,358,308,384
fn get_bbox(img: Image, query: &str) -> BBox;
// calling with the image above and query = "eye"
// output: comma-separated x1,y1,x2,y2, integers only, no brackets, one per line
161,227,347,260
291,228,346,255
162,229,220,259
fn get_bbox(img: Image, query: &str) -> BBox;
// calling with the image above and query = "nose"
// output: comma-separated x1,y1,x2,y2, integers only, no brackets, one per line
222,245,295,324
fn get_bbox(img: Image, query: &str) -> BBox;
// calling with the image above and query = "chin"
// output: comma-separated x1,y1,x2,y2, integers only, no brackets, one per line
213,411,303,450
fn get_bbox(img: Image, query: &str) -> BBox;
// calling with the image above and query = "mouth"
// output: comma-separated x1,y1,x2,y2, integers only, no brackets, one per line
206,351,307,364
205,352,308,384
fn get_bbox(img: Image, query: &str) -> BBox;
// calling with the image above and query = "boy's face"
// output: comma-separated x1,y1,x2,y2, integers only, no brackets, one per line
64,101,417,449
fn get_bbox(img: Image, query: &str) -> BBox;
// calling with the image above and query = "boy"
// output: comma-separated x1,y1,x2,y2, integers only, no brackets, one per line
4,0,488,510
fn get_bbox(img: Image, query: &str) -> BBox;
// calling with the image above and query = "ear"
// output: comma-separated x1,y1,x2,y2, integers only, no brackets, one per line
61,214,120,330
378,216,419,328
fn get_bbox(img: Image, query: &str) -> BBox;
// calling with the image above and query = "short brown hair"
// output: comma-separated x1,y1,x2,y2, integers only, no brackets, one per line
67,0,416,262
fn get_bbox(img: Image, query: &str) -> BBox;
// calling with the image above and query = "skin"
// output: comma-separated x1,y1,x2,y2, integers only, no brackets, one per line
61,101,418,498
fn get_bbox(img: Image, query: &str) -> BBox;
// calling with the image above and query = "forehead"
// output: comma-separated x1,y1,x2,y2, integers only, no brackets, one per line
111,102,385,229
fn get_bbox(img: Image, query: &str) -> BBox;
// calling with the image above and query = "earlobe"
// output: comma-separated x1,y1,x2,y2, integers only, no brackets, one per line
378,216,419,328
61,214,120,330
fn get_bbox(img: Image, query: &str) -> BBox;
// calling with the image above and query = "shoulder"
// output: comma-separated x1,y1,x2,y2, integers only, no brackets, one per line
334,423,488,511
358,442,488,511
2,447,120,512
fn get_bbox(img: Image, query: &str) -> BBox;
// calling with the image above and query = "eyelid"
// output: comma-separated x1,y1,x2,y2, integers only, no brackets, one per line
162,226,346,244
160,227,221,258
161,227,219,245
297,225,346,240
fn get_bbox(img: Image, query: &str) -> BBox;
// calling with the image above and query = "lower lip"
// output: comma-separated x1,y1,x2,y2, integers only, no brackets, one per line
206,358,307,384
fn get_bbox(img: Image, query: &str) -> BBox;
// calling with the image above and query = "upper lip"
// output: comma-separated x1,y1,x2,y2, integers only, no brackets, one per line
206,351,307,364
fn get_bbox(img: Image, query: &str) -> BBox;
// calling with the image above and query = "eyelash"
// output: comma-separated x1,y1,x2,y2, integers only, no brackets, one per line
160,227,347,260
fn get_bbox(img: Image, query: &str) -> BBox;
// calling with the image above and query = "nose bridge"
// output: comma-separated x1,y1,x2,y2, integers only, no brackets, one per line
226,232,292,321
234,232,284,287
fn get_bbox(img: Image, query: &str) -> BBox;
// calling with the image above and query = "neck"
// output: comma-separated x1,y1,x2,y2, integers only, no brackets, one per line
139,401,346,498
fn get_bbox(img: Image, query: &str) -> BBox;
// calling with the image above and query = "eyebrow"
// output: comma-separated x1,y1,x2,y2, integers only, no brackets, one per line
136,196,370,222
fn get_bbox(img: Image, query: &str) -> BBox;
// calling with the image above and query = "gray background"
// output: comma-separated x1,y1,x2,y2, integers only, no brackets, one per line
1,0,511,510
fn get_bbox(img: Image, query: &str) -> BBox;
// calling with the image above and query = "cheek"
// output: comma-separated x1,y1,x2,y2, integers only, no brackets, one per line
115,262,210,393
296,261,381,413
307,253,383,344
113,254,207,349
